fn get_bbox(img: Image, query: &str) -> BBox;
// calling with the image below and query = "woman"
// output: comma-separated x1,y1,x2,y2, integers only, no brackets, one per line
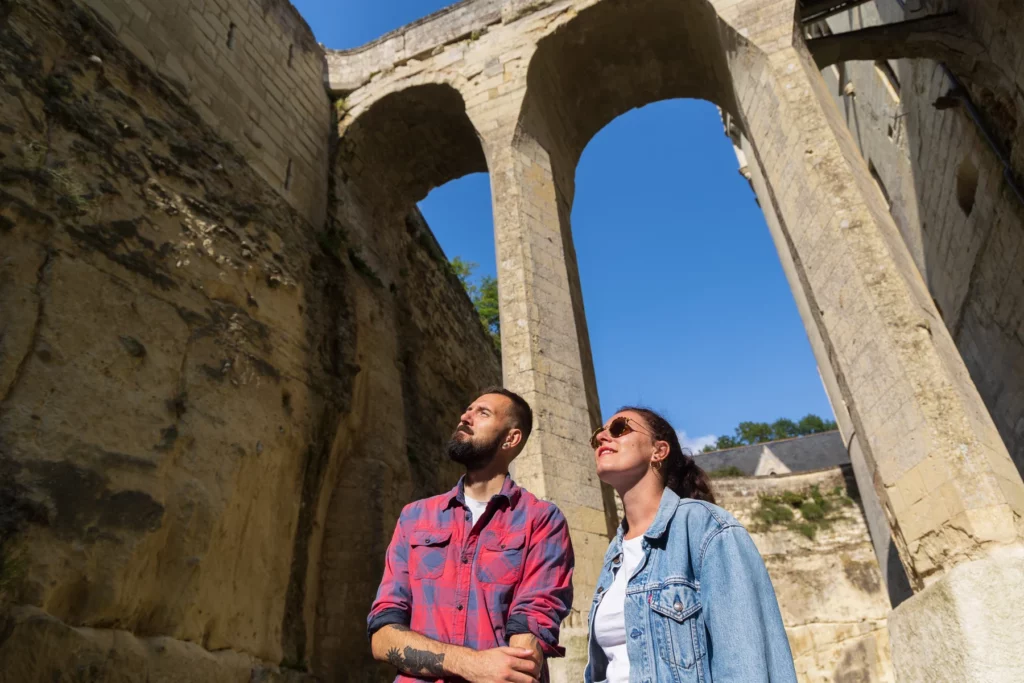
586,407,797,683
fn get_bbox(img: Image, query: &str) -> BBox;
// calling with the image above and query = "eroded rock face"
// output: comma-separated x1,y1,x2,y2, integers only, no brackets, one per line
0,0,500,678
714,469,895,683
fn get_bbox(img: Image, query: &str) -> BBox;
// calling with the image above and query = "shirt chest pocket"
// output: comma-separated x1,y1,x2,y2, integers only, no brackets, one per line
409,529,452,580
648,582,705,670
476,531,527,585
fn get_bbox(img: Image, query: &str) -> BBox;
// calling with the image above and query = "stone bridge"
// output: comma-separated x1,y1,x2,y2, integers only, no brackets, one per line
324,1,1024,679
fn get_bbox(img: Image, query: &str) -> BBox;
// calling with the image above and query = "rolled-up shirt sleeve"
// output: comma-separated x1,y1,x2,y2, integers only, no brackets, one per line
366,508,413,639
505,504,574,657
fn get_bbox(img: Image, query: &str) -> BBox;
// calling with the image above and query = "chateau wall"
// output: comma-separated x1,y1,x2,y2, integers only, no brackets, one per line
0,1,498,681
816,0,1024,475
74,0,332,227
714,469,895,683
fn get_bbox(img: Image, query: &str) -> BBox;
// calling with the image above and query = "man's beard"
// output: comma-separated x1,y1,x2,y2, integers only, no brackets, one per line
446,432,501,471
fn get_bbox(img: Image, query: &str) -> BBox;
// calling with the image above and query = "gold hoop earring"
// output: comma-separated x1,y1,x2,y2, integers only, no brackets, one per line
652,459,663,471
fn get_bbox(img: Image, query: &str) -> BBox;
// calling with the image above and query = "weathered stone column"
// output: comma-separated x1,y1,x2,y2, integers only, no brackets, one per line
475,107,614,682
715,1,1024,679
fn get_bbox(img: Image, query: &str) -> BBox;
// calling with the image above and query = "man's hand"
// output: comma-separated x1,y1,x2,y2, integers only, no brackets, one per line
508,633,543,673
453,646,541,683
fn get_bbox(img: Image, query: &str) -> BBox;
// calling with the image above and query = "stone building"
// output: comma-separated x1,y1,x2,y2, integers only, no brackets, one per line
1,1,1024,683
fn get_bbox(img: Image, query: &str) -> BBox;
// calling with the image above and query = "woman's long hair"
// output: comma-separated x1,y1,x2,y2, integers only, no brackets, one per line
618,406,715,504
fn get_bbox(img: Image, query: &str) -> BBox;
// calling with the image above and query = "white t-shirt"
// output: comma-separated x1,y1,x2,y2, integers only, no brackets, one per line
465,496,489,527
593,536,645,683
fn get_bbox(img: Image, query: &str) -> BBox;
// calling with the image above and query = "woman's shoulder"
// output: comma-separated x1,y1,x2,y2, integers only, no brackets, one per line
675,497,743,529
668,499,761,573
669,498,750,553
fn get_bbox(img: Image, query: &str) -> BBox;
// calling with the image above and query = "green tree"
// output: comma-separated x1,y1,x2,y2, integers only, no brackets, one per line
714,435,743,450
450,257,477,292
699,413,839,453
796,414,837,435
736,421,774,444
449,257,500,350
771,418,799,440
476,275,500,349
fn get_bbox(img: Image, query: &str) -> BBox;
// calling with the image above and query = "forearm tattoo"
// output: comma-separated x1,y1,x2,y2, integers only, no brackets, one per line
385,646,446,677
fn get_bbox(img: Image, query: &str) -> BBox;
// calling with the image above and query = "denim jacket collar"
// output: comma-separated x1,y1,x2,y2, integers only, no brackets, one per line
643,486,681,540
617,486,681,542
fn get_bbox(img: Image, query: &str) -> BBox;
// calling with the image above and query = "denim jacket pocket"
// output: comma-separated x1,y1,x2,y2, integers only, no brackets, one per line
649,581,704,670
409,529,452,580
476,530,527,584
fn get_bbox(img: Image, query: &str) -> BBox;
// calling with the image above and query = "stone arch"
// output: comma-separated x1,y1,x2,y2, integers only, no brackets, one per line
519,0,739,168
337,82,488,215
498,2,760,594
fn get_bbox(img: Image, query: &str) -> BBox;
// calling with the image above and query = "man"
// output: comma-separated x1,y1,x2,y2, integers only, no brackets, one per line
368,387,574,683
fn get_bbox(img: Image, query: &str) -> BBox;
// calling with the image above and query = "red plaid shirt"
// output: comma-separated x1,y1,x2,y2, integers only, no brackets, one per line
367,475,574,682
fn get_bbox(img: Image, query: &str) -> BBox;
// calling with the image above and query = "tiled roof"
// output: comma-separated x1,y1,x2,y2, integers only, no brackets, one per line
693,430,848,476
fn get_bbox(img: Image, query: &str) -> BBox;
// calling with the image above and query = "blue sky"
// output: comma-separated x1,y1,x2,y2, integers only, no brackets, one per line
293,1,835,450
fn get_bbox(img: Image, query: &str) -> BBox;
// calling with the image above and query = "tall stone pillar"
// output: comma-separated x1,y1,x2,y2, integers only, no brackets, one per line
716,1,1024,679
479,114,613,682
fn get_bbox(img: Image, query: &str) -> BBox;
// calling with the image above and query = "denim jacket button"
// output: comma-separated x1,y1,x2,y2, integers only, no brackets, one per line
596,586,605,594
612,554,622,566
673,600,684,612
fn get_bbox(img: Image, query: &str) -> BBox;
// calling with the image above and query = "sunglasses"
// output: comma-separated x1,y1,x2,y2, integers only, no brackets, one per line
590,416,654,449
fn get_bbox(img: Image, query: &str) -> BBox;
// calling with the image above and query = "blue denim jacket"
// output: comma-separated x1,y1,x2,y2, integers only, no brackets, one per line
585,488,797,683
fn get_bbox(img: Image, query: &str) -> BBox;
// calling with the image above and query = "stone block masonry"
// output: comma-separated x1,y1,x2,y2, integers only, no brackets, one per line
74,0,332,227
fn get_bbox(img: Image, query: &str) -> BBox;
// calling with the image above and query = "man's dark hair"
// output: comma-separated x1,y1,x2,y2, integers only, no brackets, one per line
478,386,533,444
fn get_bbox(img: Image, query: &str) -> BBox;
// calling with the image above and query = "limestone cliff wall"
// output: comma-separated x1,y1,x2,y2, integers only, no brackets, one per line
72,0,332,226
0,1,500,680
714,469,895,683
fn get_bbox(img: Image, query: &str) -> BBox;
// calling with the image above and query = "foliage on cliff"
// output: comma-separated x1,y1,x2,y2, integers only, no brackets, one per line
752,484,854,539
450,257,500,350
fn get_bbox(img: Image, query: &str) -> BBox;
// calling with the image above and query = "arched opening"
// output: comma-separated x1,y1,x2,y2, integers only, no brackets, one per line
571,99,835,444
299,83,500,681
335,83,487,214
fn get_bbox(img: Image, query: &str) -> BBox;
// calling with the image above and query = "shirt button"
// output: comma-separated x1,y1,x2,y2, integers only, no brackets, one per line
673,601,684,612
462,556,469,564
457,604,463,611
